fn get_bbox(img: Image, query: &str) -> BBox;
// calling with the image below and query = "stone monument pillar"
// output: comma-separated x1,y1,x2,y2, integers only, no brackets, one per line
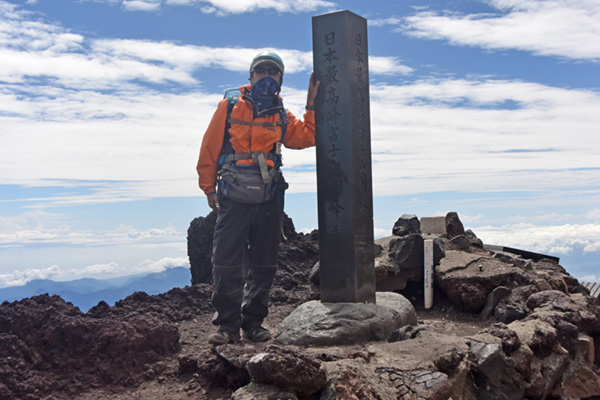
312,10,376,303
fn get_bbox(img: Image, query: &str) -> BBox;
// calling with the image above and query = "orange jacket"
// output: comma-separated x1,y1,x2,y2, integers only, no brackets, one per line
197,85,316,195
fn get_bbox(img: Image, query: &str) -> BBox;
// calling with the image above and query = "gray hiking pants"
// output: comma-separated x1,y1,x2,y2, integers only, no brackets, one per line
211,196,283,333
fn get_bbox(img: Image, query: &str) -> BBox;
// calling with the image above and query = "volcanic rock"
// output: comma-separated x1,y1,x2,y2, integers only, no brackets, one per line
0,294,180,399
232,382,298,400
389,233,424,270
245,345,327,397
187,211,217,284
562,365,600,399
445,211,465,238
274,298,405,346
392,213,421,236
467,337,525,400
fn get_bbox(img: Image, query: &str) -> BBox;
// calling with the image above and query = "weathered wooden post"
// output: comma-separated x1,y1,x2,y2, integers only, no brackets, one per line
312,10,376,303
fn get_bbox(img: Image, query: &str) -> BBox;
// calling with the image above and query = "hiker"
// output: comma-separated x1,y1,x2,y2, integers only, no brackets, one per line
196,52,320,344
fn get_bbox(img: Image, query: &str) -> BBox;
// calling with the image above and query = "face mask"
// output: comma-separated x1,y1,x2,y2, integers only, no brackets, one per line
252,76,280,96
250,77,280,112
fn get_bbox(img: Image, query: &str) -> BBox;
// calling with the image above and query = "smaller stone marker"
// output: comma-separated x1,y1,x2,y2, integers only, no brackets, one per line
421,216,446,236
424,239,434,309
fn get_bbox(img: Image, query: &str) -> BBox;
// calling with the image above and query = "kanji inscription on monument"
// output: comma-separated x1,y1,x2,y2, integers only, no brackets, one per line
312,10,376,303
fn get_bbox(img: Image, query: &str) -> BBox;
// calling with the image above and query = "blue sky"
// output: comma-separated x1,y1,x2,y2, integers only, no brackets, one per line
1,0,599,287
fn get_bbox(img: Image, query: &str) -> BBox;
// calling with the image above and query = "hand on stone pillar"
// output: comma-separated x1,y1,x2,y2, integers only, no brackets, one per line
306,72,320,109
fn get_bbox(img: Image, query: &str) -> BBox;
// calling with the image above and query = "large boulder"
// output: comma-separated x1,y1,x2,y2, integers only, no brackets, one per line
245,345,327,397
274,298,406,346
561,365,600,399
376,292,418,326
187,212,218,285
570,292,600,334
373,236,422,292
483,323,522,356
467,337,525,400
232,382,298,400
392,214,421,236
508,319,558,358
527,347,570,399
435,251,531,312
526,290,580,315
389,234,424,270
445,211,465,238
494,285,538,324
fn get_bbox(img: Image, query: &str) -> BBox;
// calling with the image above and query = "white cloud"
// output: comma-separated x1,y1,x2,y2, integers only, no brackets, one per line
369,56,414,75
474,222,600,255
0,265,60,287
369,17,403,27
0,7,193,88
132,257,189,273
72,262,119,276
368,78,600,198
0,258,188,287
201,0,336,15
0,209,61,233
91,40,411,76
587,209,600,222
86,0,336,14
0,4,410,89
3,76,600,203
373,227,389,239
123,0,161,12
401,0,600,60
0,0,411,105
580,275,600,283
434,211,600,278
0,209,184,247
0,47,196,88
0,3,83,52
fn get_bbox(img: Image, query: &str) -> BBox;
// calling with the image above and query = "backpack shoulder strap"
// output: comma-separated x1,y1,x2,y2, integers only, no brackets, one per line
223,87,240,102
271,108,288,168
224,88,239,116
217,89,239,166
278,108,288,142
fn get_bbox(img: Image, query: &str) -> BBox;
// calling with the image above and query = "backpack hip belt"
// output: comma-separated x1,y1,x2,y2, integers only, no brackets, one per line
222,151,276,184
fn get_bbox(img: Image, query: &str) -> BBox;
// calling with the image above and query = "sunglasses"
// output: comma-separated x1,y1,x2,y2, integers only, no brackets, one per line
254,66,281,76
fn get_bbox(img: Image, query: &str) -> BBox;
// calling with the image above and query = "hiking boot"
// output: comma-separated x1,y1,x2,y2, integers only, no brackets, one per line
208,329,240,345
242,326,271,342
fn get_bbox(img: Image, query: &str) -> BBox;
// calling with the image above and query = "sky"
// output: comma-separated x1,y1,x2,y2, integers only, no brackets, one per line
1,0,599,288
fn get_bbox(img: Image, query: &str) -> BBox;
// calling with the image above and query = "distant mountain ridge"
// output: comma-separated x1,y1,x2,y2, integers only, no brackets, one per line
0,267,192,312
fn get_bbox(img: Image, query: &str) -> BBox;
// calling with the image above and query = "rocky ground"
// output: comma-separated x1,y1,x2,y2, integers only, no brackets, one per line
1,213,600,400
